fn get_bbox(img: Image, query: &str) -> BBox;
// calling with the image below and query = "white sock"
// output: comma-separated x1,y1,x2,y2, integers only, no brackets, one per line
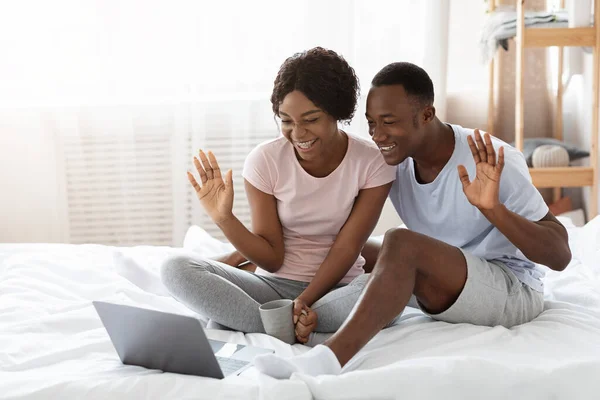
254,345,341,379
113,252,171,297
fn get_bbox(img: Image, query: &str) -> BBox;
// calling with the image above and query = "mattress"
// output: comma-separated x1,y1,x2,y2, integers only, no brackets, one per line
1,217,599,399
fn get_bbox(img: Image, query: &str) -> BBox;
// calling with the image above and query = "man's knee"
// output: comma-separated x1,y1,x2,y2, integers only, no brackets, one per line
383,227,416,245
381,228,421,260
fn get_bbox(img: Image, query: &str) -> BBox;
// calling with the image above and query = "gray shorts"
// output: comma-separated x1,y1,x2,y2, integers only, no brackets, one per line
420,249,544,328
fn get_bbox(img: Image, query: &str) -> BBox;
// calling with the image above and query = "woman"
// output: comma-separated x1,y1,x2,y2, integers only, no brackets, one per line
161,47,396,344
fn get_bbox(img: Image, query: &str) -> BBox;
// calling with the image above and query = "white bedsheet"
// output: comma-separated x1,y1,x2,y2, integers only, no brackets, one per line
1,217,600,399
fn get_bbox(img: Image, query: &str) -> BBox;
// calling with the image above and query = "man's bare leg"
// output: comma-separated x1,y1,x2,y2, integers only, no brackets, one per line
254,228,468,378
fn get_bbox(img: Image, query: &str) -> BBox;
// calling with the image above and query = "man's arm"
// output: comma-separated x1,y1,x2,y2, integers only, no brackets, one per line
457,130,571,271
480,207,571,271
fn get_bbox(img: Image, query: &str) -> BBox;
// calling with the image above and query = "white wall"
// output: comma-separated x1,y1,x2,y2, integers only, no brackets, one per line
446,0,490,130
562,52,600,217
372,199,403,236
550,0,600,217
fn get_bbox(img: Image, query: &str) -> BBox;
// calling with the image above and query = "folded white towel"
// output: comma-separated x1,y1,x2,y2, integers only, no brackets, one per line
480,6,569,63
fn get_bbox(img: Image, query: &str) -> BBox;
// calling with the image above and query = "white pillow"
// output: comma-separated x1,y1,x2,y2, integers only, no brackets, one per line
113,226,234,296
183,225,235,257
113,246,194,296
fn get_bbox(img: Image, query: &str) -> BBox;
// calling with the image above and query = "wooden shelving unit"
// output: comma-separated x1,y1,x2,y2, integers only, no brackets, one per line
488,0,599,218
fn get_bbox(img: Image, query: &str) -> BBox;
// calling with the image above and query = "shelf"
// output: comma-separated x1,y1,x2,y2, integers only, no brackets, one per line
523,27,596,48
529,167,594,188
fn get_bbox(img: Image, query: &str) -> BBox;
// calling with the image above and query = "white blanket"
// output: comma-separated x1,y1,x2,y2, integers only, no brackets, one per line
1,217,600,399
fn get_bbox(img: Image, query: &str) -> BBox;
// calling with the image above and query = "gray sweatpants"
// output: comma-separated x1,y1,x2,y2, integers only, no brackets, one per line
160,254,378,335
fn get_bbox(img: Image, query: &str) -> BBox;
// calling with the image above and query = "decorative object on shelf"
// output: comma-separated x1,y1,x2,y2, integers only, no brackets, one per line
514,138,590,167
531,144,570,168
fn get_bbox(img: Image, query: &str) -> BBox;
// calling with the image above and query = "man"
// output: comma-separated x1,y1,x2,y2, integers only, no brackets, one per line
254,62,571,378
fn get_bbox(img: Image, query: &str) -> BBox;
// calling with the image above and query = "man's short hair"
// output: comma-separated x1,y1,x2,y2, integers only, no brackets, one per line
371,62,434,107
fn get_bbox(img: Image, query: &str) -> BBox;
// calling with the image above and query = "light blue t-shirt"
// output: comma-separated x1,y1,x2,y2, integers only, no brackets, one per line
389,124,549,292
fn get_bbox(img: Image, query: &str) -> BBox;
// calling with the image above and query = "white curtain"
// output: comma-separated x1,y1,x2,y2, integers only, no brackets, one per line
0,0,450,245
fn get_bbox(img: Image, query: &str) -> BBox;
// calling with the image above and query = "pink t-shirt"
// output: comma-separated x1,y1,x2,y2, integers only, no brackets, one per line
242,134,396,284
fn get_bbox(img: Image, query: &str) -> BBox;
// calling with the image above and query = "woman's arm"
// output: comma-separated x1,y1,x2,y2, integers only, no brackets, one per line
189,150,284,272
216,181,284,272
296,182,393,308
211,250,257,272
211,250,246,266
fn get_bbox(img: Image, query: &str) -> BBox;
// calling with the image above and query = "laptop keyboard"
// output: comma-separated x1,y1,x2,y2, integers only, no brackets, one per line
216,356,250,376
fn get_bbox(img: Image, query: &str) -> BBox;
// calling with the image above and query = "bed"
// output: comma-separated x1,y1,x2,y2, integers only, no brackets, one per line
2,216,600,399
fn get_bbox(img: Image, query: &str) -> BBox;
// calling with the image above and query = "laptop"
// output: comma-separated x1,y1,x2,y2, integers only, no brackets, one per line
93,301,274,379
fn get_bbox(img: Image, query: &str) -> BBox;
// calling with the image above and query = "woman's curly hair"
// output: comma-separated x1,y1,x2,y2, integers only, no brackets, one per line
270,47,359,123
